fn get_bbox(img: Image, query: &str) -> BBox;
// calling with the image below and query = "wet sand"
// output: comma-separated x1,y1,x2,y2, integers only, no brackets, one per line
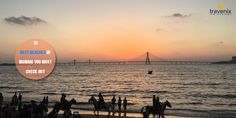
69,110,188,118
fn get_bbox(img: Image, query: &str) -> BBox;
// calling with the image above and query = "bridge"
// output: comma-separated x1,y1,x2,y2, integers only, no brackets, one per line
56,52,211,65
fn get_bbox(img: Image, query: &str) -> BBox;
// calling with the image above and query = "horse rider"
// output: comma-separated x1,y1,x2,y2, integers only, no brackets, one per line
61,93,67,106
156,96,161,112
98,92,105,108
152,95,158,113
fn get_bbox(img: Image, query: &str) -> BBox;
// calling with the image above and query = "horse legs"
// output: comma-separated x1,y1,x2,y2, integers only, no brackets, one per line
161,113,165,118
94,110,96,115
107,110,110,118
153,113,156,118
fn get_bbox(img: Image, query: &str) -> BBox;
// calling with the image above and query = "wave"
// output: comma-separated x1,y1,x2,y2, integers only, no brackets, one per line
208,94,236,99
57,72,92,77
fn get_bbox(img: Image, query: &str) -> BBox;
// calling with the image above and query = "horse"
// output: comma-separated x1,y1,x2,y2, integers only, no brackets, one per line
48,98,76,118
141,100,172,118
88,96,112,116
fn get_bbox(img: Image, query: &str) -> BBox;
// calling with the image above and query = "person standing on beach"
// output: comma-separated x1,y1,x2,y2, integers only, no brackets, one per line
18,93,22,112
12,92,18,106
118,97,122,111
111,95,116,116
123,97,127,111
111,95,116,109
18,93,22,104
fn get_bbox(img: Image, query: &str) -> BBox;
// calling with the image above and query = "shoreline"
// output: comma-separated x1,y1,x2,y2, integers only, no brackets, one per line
67,110,188,118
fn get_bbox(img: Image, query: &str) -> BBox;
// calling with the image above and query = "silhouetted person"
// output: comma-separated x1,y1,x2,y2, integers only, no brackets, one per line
43,96,49,107
123,97,127,111
18,93,22,104
18,93,22,113
111,95,116,109
123,97,127,116
12,92,18,106
43,96,46,103
0,92,3,111
98,92,105,108
118,97,122,111
46,96,49,106
118,97,122,117
156,96,161,112
61,93,67,105
111,95,116,116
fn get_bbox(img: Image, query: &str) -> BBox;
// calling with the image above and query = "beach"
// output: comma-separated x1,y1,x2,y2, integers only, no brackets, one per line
1,64,236,117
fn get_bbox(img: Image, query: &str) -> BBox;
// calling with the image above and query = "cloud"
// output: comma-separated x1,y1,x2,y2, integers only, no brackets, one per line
4,16,46,26
167,13,191,18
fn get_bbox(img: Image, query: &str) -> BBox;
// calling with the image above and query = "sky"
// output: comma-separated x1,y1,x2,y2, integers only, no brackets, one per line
0,0,236,63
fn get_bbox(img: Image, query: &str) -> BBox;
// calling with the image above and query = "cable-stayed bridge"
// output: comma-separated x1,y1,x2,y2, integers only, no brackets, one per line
57,52,211,65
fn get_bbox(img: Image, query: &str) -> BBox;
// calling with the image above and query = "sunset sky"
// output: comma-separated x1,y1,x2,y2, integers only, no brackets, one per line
0,0,236,63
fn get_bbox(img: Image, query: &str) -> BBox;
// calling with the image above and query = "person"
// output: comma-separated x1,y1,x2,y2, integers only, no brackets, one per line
12,92,18,106
152,95,158,113
111,95,116,109
0,92,3,110
18,93,22,104
46,96,49,107
111,95,116,116
123,97,127,111
156,96,161,112
118,96,122,111
98,92,105,108
60,94,67,104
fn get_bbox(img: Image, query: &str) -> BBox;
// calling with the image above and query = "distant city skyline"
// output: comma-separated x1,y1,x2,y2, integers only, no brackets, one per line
0,0,236,63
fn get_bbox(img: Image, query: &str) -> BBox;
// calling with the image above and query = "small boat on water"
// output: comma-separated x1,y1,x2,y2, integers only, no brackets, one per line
148,70,153,74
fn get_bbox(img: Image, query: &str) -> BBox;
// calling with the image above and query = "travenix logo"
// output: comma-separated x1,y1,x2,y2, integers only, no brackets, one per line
210,4,232,15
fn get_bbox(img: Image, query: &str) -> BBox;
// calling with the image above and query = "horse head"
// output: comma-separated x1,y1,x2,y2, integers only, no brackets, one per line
70,98,77,104
165,100,172,108
88,96,95,103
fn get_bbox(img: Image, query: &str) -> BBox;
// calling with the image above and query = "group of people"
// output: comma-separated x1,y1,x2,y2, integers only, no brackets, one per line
111,95,127,111
0,92,49,118
98,92,127,111
0,92,167,118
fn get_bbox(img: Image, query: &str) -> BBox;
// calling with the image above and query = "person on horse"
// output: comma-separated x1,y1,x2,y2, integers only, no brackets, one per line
152,95,158,113
98,92,105,108
60,94,68,107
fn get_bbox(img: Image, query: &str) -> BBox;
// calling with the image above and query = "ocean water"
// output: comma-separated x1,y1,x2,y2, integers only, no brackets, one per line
0,64,236,117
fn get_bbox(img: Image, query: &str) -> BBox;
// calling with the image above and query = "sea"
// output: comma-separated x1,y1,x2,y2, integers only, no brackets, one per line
0,63,236,117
